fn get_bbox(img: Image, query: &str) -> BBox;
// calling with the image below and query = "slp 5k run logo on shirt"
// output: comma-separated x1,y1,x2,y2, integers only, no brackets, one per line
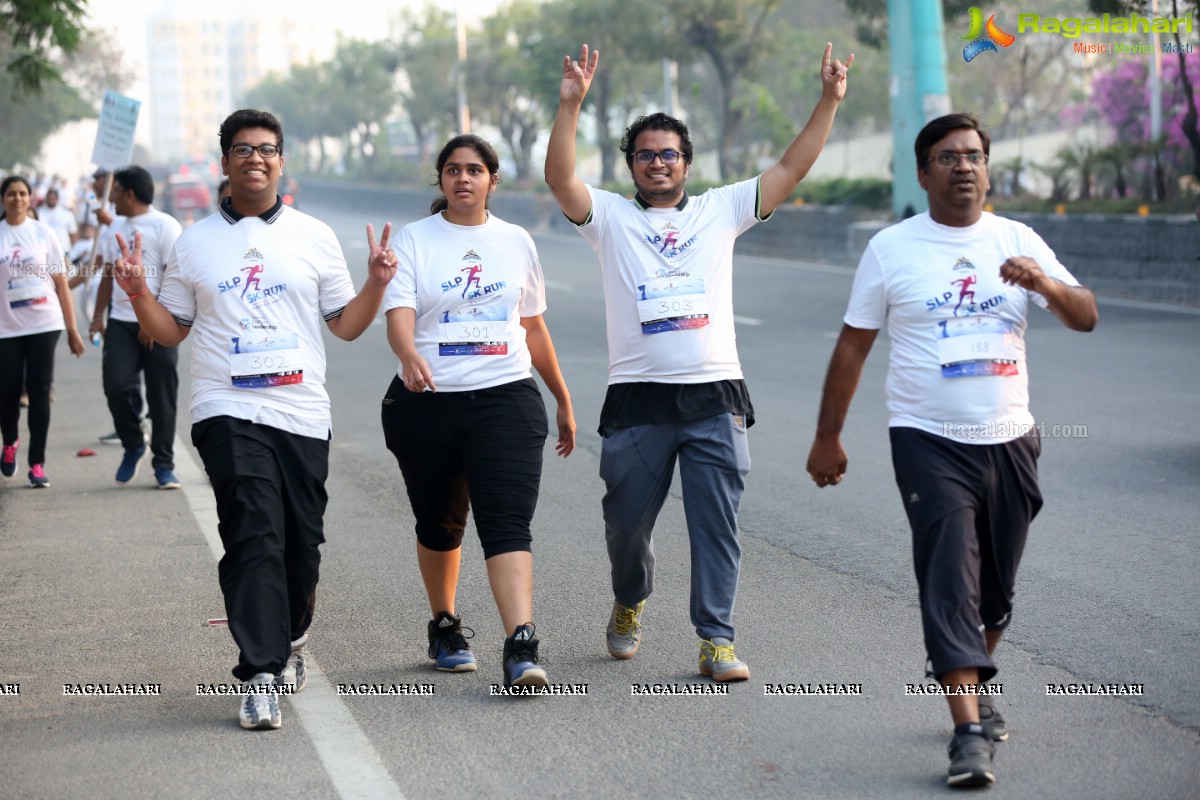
644,222,698,260
217,247,288,306
439,250,507,299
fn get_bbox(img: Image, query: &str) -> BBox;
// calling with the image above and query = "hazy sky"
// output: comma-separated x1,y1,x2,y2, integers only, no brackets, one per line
86,0,501,94
37,0,500,178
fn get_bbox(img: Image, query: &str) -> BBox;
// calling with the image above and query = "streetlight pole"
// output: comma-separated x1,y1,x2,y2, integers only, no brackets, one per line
1149,0,1164,200
456,0,471,134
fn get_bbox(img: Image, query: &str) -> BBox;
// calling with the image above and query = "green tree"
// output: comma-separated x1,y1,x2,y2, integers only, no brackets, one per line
1033,153,1074,203
244,64,341,173
0,27,131,169
665,0,786,180
1056,141,1100,200
764,6,889,137
473,0,550,183
326,38,401,175
539,0,665,183
1095,142,1138,198
394,5,458,164
841,0,977,49
1,0,86,93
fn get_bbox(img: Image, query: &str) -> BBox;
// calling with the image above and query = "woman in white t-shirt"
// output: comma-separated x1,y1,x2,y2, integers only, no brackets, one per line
0,176,85,487
380,134,576,690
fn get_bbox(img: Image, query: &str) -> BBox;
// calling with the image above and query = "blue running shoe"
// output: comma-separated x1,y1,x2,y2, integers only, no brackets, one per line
427,611,476,672
116,444,147,484
503,623,548,689
155,468,181,490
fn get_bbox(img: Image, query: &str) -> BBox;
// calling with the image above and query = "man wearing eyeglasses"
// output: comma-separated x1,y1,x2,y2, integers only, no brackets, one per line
546,43,852,682
806,113,1098,787
111,109,397,730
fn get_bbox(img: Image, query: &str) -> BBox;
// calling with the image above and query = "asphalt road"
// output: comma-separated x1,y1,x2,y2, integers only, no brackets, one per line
1,196,1197,799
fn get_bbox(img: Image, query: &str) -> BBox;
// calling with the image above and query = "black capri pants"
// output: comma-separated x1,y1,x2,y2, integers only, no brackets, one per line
0,330,60,467
381,376,549,559
890,426,1042,684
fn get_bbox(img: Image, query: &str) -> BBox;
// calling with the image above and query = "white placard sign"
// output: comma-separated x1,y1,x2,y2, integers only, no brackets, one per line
90,90,142,171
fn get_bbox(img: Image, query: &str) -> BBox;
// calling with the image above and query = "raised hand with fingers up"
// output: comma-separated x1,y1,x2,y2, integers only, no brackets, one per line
820,42,854,102
113,231,146,298
365,222,397,287
560,43,599,107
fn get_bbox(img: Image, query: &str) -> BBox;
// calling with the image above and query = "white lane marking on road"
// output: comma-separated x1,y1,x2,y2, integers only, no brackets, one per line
734,315,763,326
174,437,407,800
544,279,574,292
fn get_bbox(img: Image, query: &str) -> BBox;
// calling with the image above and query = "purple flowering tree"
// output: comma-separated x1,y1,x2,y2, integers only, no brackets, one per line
1088,0,1200,181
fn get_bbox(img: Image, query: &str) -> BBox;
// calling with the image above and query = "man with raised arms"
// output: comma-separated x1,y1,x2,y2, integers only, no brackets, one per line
545,42,852,682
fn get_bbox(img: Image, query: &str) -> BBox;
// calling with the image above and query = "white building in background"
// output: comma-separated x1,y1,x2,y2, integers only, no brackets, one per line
146,2,333,164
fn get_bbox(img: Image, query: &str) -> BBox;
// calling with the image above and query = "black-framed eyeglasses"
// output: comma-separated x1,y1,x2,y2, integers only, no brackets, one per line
228,144,281,159
929,150,987,168
633,149,682,165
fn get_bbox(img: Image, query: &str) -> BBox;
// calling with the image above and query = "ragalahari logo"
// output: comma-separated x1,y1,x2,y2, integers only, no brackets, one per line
962,7,1016,62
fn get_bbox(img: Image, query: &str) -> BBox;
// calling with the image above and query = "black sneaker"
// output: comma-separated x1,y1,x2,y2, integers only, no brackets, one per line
947,723,996,788
977,693,1008,742
502,623,548,689
427,611,477,672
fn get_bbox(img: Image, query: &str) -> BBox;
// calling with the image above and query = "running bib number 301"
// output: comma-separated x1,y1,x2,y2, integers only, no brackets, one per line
438,305,509,356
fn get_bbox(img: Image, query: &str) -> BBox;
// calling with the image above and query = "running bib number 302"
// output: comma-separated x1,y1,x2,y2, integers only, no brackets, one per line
229,330,303,388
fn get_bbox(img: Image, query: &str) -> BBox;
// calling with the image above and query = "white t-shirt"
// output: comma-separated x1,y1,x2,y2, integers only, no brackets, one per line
105,208,182,323
383,212,546,392
577,179,765,384
78,192,110,228
157,203,357,439
844,211,1082,444
0,218,67,339
39,204,77,251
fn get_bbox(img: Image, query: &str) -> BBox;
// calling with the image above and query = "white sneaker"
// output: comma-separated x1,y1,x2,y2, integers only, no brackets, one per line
281,649,307,693
238,672,281,730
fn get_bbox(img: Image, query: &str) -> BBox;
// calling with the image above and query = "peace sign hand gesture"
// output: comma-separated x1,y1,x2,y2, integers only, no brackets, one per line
113,232,147,297
820,42,854,102
560,43,599,106
365,223,397,287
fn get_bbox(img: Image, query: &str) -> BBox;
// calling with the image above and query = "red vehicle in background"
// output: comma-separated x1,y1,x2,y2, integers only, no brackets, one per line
162,175,212,222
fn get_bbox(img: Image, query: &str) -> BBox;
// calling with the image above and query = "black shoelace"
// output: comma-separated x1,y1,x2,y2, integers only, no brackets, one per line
436,623,474,652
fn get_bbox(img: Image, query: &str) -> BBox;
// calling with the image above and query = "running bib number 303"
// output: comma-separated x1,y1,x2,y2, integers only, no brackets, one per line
229,331,303,388
636,276,709,335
